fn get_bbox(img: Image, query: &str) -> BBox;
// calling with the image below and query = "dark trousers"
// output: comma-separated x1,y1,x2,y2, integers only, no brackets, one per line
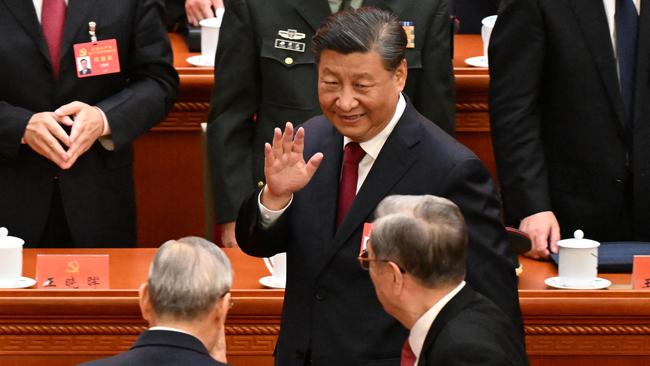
38,179,72,248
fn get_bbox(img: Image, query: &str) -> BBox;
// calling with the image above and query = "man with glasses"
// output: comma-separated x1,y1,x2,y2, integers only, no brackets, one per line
80,237,232,366
362,195,528,366
236,8,522,366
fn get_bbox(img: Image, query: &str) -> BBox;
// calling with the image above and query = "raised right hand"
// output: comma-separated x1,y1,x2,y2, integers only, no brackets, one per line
261,122,323,210
22,112,72,169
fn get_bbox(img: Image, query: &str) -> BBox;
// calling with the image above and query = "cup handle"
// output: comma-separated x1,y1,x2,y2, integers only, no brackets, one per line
263,257,275,276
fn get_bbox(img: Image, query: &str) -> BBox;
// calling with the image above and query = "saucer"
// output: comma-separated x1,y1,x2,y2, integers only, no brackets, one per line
259,275,285,289
544,276,611,290
0,276,36,289
186,55,214,67
465,56,489,68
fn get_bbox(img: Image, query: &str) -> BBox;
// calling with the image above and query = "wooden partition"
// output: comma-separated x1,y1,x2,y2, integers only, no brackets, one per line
1,249,649,365
132,34,493,247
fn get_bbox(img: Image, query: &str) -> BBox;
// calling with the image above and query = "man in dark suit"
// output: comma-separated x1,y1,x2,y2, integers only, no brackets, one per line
236,8,522,366
365,195,528,366
208,0,456,247
0,0,178,247
489,0,649,259
79,237,232,366
78,58,91,75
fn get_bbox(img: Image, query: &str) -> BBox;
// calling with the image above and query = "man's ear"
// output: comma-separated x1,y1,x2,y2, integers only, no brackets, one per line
138,283,153,324
219,292,232,319
208,293,231,364
209,292,232,325
388,261,405,296
394,58,408,92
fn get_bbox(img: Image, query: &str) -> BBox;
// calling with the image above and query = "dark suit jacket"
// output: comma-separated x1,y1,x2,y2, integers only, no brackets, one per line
0,0,178,247
208,0,456,223
165,0,186,29
236,102,522,366
78,330,228,366
451,0,499,34
417,285,528,366
489,0,650,241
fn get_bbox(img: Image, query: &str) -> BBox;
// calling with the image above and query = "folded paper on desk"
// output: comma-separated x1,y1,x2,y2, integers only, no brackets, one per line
550,242,650,273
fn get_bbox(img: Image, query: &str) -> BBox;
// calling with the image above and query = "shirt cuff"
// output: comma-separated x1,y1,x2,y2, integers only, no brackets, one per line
258,186,292,229
94,106,115,151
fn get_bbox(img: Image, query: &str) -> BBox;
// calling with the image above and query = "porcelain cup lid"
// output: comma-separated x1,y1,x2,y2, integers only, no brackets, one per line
482,15,497,27
0,227,25,248
557,229,600,249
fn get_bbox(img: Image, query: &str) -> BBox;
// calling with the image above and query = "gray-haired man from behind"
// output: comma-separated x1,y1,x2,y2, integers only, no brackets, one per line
79,237,232,366
364,195,529,366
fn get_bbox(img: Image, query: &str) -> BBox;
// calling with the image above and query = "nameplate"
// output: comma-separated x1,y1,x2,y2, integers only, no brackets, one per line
36,255,109,289
360,223,372,255
632,255,650,290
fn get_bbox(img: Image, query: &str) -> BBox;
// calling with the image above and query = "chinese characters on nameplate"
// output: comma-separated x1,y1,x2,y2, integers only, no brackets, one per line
35,255,109,289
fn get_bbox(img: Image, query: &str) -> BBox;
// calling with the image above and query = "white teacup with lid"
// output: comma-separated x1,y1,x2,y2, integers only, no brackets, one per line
0,227,25,287
557,229,599,287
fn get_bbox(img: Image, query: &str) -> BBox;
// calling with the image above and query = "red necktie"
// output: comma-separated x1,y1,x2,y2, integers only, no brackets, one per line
336,142,366,226
41,0,67,78
401,339,416,366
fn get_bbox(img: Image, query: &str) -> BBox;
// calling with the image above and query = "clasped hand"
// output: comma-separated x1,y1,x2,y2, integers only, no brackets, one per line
23,101,104,170
261,122,323,210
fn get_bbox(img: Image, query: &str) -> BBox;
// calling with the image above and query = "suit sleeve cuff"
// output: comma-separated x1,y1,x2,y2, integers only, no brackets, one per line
95,106,115,151
258,186,292,229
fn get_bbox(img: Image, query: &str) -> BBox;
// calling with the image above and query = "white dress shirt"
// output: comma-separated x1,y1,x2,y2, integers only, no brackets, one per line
32,0,69,22
258,93,407,226
409,281,466,365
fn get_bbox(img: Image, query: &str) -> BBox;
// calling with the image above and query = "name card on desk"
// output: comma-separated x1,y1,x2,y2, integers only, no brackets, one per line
632,256,650,290
36,255,109,289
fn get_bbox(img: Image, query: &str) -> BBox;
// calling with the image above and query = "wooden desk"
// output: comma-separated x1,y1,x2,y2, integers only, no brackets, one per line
0,249,281,366
2,250,650,365
132,34,492,247
519,257,650,366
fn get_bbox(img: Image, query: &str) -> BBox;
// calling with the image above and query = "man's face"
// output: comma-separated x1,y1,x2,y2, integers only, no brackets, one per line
367,243,396,316
81,59,88,69
318,49,406,142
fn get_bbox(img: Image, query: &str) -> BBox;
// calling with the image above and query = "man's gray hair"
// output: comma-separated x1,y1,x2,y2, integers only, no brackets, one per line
311,7,407,71
147,236,233,320
371,195,467,288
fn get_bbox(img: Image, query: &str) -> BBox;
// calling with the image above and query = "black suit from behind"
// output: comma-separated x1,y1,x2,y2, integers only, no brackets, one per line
418,285,528,366
78,330,228,366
